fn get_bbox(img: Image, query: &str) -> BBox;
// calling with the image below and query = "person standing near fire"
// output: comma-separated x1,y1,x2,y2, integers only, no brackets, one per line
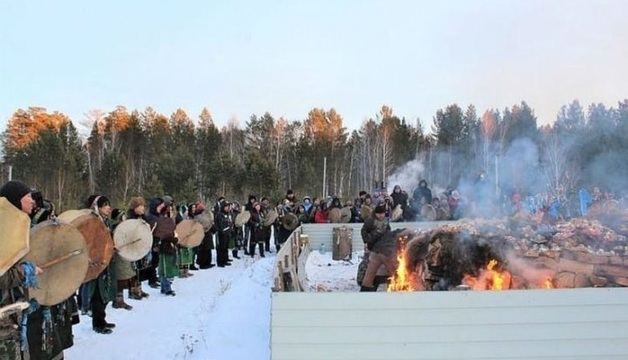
359,202,397,292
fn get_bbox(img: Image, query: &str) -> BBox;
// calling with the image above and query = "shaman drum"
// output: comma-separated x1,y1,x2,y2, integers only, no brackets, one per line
153,216,176,240
114,219,153,261
263,210,278,227
175,219,204,248
70,213,114,283
56,209,92,224
195,211,213,233
0,197,31,277
421,204,437,221
328,208,341,223
282,212,299,231
235,210,251,227
25,220,89,306
360,205,372,221
391,204,403,222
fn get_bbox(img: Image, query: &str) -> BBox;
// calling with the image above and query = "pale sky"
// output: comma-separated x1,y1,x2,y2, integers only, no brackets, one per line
1,0,626,133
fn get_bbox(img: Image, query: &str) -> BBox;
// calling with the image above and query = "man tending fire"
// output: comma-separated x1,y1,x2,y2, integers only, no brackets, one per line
359,203,397,292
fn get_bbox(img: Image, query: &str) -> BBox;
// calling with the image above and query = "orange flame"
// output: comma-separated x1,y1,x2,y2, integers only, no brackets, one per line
463,259,510,291
544,278,554,289
387,240,415,292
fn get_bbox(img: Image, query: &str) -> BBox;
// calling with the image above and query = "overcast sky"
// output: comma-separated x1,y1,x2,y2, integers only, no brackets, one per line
1,0,626,133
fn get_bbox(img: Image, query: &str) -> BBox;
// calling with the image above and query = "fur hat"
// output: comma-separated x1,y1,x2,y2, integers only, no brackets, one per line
162,195,173,206
0,180,31,209
374,203,387,214
129,196,145,210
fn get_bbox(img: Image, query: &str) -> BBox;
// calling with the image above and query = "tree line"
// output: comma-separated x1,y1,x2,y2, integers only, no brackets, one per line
1,100,627,212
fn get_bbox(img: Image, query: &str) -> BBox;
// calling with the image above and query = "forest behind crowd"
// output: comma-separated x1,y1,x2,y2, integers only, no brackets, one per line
1,100,627,212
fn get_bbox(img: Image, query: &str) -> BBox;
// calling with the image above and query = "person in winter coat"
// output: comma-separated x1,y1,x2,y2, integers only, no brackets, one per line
260,197,273,252
214,200,234,267
359,203,397,292
146,198,178,296
125,197,151,301
390,185,409,217
82,195,117,334
229,201,243,260
242,195,257,255
194,203,215,269
246,202,265,258
302,196,313,218
413,179,433,206
0,180,44,358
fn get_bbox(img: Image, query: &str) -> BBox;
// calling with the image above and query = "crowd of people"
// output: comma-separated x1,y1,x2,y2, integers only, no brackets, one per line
1,177,624,358
0,180,290,360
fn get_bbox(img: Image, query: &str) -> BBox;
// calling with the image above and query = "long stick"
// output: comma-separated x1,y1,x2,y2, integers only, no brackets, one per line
39,249,83,270
0,302,29,318
117,237,145,248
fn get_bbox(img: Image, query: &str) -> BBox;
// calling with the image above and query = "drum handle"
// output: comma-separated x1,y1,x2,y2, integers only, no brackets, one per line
117,237,145,249
40,249,83,270
0,302,29,318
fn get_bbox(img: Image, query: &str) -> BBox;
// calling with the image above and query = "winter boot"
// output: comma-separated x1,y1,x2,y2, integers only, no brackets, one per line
232,250,241,259
359,286,377,292
179,268,188,278
129,286,143,300
185,267,193,277
140,285,150,298
112,294,133,310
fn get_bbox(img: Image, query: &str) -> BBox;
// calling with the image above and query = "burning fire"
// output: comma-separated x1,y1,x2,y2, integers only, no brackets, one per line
544,278,554,289
387,239,415,292
463,259,511,290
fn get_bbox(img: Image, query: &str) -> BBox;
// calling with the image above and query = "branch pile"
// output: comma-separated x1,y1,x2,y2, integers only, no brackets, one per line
403,215,628,290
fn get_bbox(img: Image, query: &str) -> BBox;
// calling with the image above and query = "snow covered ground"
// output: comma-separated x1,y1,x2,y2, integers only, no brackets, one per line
65,249,357,360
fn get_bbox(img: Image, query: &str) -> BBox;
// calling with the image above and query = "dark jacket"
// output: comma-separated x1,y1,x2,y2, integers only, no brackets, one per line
215,210,234,239
413,180,433,204
361,217,394,256
391,189,409,210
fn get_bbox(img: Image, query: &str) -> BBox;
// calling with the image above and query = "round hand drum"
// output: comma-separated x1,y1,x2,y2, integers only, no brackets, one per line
0,197,31,277
282,212,299,231
56,209,92,223
70,213,114,283
24,220,89,306
328,208,341,223
114,219,153,261
263,210,278,227
195,212,213,233
235,210,251,227
175,219,204,248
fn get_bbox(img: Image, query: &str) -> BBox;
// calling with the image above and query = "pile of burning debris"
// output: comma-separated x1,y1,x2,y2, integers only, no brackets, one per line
390,208,628,292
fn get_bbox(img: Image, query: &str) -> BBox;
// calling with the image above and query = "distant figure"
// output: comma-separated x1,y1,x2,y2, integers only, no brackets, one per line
413,179,433,205
579,188,592,217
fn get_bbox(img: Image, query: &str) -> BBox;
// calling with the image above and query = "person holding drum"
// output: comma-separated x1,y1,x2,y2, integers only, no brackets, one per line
214,200,234,267
82,195,117,334
246,201,266,258
124,197,151,300
0,180,44,359
27,189,81,360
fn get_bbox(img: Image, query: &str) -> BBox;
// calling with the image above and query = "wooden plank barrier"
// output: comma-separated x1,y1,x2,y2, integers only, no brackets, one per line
272,226,307,292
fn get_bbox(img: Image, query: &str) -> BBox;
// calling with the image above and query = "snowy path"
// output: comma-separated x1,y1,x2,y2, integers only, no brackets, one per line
65,255,274,360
